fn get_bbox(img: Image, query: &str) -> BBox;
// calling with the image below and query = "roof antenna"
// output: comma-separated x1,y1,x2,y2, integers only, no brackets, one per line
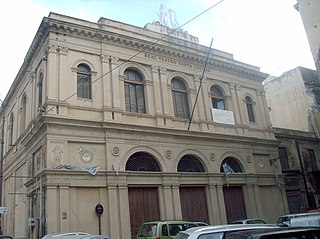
187,38,214,131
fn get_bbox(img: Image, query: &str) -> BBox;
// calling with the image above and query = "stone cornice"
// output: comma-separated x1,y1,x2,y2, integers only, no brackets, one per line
43,16,268,81
3,13,267,108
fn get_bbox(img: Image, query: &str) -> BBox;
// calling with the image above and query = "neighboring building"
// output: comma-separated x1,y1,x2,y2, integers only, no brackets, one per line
264,67,320,213
264,67,320,136
268,0,320,213
0,13,286,239
274,128,320,213
295,0,320,77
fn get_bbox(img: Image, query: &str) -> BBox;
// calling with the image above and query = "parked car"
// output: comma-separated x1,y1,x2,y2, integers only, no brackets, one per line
0,236,14,239
194,221,209,226
174,224,279,239
229,218,267,224
136,220,198,239
276,212,320,227
224,226,320,239
79,235,110,239
41,232,90,239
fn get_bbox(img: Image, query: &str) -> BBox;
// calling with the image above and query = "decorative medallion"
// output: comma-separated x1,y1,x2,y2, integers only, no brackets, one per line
246,155,252,163
210,153,215,161
258,159,264,168
165,150,172,159
112,147,120,156
78,147,95,163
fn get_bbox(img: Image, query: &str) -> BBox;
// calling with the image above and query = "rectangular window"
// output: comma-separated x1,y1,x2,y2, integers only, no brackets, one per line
247,104,255,122
172,91,190,119
77,74,92,99
307,149,318,171
278,147,290,171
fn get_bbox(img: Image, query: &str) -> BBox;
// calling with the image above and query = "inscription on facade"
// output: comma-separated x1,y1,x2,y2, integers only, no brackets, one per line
144,53,210,73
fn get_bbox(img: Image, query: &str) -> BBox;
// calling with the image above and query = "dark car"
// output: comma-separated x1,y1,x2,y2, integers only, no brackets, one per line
225,226,320,239
0,236,13,239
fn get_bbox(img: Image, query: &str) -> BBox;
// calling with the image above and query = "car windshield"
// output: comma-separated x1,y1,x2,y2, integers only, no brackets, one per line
247,219,266,224
198,232,224,239
169,223,198,236
137,223,157,237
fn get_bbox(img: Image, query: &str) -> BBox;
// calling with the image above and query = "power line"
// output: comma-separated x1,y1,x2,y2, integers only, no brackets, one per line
43,0,225,114
187,38,214,131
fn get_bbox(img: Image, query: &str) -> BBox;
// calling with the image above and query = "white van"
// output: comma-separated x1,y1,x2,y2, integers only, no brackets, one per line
277,212,320,227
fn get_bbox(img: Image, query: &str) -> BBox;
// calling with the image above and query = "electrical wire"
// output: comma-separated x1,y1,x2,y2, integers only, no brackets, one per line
43,0,225,114
187,38,213,131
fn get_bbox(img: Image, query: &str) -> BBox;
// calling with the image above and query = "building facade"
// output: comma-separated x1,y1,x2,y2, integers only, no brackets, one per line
295,0,320,77
274,128,320,213
0,13,287,239
264,67,320,213
264,67,320,136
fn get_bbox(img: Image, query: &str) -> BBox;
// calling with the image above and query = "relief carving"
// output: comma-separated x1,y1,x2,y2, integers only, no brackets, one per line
53,145,63,162
78,147,95,163
112,146,120,156
165,150,172,159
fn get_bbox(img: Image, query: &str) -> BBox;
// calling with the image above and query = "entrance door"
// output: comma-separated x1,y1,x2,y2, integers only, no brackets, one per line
128,187,160,239
180,187,209,223
223,186,247,222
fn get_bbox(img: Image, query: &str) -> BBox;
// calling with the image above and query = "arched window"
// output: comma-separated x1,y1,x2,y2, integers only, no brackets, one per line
77,64,92,99
125,152,160,171
245,96,255,122
20,94,27,132
172,78,190,119
38,72,43,109
220,157,243,173
9,113,14,146
177,155,205,172
124,69,146,113
211,85,226,110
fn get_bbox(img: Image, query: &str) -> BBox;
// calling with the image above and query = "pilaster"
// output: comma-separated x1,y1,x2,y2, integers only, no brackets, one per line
257,90,272,128
58,46,69,115
160,68,173,126
162,184,174,219
216,185,227,224
58,184,70,232
110,56,122,121
107,184,120,239
46,45,59,101
151,65,163,116
45,185,58,233
229,83,242,125
171,184,182,219
118,184,131,239
101,55,113,120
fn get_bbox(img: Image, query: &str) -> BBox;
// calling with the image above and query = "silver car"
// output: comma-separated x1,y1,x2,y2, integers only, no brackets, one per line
42,233,110,239
79,235,110,239
42,232,91,239
229,218,267,224
174,224,278,239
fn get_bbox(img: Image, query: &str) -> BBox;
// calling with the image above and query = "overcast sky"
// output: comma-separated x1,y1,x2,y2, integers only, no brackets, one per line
0,0,316,101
